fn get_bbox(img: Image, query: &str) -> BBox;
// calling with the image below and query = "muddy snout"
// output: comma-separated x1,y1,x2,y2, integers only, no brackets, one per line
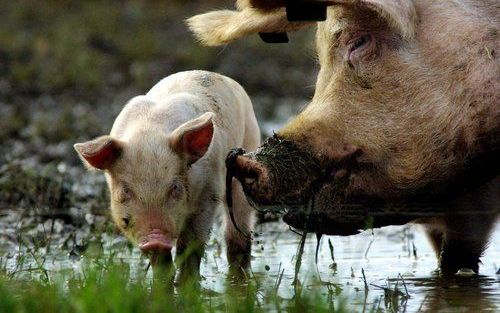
226,136,326,207
139,229,173,266
226,148,274,204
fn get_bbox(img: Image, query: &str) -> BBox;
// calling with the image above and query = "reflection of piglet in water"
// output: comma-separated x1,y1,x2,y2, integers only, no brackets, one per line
194,0,500,275
74,71,260,282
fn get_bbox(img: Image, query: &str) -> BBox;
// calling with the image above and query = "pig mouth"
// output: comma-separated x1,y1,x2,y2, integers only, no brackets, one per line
139,229,173,267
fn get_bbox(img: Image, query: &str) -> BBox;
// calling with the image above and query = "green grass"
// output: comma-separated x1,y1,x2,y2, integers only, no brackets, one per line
0,256,347,313
0,220,348,313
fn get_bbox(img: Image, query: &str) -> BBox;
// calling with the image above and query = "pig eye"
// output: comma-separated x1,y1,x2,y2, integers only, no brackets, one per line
353,34,370,50
169,181,184,200
118,184,134,203
348,34,373,61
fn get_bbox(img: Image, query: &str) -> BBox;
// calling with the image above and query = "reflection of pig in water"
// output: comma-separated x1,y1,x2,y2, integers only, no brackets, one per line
190,1,499,275
74,71,260,281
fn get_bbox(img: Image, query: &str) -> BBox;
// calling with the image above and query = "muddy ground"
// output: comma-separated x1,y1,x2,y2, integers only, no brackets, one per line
0,1,499,312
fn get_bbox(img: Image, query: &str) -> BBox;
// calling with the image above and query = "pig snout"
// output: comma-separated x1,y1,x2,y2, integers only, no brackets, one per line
234,154,274,200
227,136,326,206
226,149,274,205
139,229,173,266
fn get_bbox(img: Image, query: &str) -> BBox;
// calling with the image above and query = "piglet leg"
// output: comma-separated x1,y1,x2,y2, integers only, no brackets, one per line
175,207,214,284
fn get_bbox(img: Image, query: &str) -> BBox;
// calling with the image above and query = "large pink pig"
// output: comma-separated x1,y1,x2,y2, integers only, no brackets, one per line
188,0,499,275
74,70,260,281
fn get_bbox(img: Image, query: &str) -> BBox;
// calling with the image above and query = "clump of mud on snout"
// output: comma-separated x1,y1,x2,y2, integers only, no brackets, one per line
226,135,362,235
227,134,325,207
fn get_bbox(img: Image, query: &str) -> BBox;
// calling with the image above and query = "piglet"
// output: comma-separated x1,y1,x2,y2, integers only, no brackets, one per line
74,70,260,281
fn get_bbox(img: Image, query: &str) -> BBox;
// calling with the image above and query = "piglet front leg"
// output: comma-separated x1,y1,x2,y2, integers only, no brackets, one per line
175,205,215,285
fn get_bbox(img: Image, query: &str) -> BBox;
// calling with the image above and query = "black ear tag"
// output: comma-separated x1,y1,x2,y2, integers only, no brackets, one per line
259,32,289,43
285,0,327,22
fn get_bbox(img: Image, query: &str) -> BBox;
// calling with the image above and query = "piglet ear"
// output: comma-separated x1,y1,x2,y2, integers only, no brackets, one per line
169,112,215,164
74,136,122,170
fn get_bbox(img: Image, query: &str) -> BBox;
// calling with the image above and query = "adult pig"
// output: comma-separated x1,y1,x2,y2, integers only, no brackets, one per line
189,1,499,275
74,71,260,281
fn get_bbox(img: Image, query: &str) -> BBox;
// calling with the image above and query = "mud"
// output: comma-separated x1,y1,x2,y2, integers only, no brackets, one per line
227,135,326,207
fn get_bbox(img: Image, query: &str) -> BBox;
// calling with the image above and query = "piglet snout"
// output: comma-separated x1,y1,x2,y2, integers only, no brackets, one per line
139,229,173,266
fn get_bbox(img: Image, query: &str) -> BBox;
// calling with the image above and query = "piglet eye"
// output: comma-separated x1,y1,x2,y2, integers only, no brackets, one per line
118,184,133,203
169,181,183,199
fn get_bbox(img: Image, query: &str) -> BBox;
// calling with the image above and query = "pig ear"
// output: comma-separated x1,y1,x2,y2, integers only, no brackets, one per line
169,112,215,164
186,6,313,46
74,136,122,170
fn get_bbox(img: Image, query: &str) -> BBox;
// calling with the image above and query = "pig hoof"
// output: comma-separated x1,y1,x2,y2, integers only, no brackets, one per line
439,239,482,276
228,265,249,282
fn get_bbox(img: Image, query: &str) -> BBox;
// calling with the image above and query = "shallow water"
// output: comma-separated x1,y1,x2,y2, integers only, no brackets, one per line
200,222,500,312
1,209,499,312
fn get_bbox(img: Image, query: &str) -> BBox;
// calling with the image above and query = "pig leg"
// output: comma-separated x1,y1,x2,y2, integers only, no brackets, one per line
439,178,499,275
225,178,254,274
425,228,444,259
438,215,495,276
424,216,492,276
421,217,445,260
175,206,215,283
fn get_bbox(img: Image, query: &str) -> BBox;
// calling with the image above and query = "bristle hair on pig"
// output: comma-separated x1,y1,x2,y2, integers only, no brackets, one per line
74,70,260,281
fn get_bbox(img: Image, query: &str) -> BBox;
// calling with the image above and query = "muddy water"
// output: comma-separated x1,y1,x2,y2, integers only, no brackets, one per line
1,209,499,312
202,222,500,312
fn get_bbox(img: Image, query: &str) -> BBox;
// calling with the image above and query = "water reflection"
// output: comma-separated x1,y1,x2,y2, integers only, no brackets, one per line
406,275,499,312
217,222,500,312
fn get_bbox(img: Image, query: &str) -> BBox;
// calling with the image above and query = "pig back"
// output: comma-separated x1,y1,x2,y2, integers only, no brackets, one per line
145,70,257,151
